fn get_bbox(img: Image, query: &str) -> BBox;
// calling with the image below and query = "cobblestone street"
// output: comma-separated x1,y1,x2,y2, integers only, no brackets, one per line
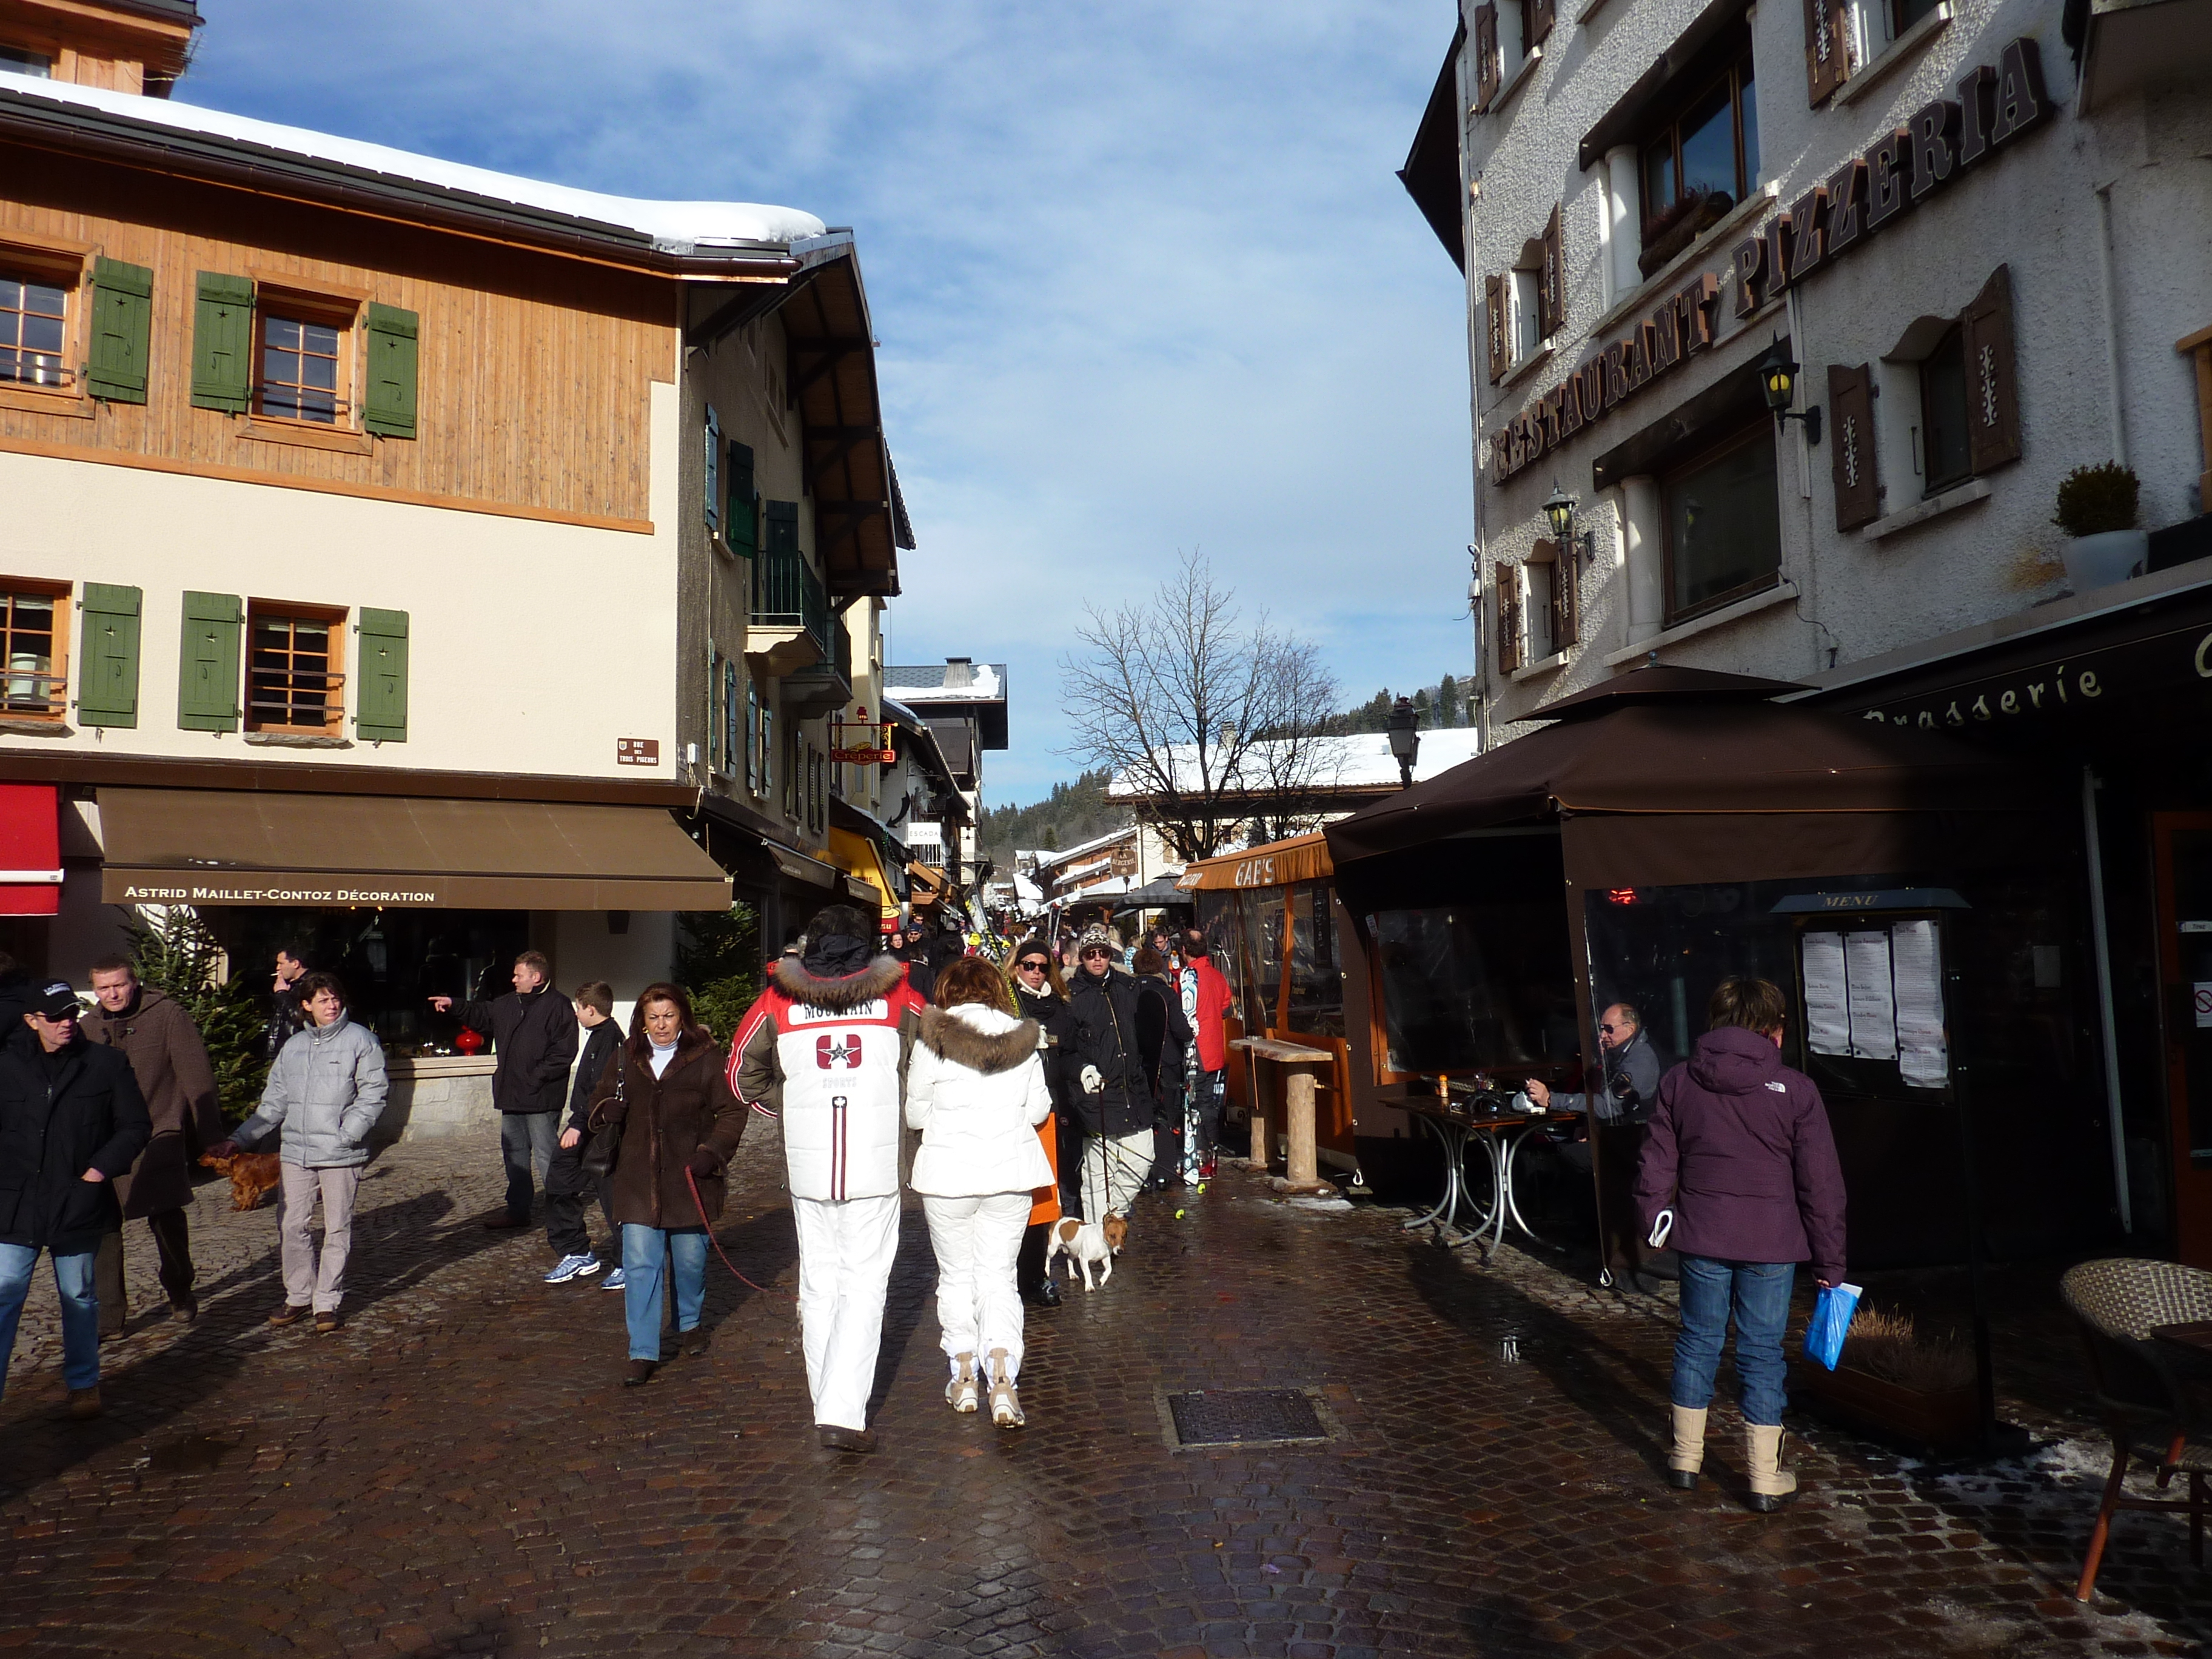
2,1127,2205,1659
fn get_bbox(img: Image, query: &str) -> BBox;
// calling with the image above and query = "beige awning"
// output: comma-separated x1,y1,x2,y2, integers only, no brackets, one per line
98,788,731,911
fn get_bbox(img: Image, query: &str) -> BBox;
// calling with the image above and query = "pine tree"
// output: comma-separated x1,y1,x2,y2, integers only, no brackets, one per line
678,900,762,1044
1413,688,1432,728
124,908,270,1127
1437,674,1461,727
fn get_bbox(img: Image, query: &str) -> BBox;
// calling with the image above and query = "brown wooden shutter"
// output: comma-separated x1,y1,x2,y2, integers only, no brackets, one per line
1540,206,1565,340
1473,4,1500,110
1962,264,2023,473
1538,537,1578,649
1493,561,1522,673
1527,0,1556,52
1484,274,1507,383
1828,364,1880,531
1803,0,1850,105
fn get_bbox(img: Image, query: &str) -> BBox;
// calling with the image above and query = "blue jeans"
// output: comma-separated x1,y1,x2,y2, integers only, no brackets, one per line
621,1224,706,1361
0,1243,100,1395
1672,1255,1795,1426
500,1111,560,1222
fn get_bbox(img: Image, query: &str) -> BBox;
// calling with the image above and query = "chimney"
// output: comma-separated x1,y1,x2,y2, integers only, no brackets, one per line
944,656,974,688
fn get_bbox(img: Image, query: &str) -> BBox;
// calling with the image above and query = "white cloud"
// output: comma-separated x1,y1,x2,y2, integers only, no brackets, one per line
186,0,1474,799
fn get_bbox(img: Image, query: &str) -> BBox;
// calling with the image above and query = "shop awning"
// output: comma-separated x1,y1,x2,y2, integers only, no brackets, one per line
97,789,731,910
1324,666,2055,891
766,841,842,890
0,783,62,917
1177,831,1333,891
828,826,900,919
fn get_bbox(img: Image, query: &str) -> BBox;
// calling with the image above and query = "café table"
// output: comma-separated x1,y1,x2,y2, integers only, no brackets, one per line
1400,1092,1573,1258
2151,1319,2212,1383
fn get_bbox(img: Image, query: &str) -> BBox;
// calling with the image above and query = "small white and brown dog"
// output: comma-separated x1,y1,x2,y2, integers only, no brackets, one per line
1045,1213,1128,1291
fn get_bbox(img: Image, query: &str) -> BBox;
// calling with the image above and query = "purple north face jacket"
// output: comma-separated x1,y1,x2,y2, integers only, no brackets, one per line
1633,1026,1848,1285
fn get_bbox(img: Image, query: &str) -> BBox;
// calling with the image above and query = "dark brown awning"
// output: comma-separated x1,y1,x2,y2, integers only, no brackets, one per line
97,789,731,911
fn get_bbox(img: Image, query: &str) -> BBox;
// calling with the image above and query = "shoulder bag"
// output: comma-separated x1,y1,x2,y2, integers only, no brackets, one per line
580,1057,627,1181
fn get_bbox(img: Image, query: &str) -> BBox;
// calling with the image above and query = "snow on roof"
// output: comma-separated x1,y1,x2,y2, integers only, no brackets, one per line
883,663,1006,702
1030,823,1134,871
1054,858,1115,885
1107,728,1487,797
0,69,823,251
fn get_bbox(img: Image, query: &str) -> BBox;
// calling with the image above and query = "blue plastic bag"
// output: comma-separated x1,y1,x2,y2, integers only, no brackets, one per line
1802,1282,1863,1372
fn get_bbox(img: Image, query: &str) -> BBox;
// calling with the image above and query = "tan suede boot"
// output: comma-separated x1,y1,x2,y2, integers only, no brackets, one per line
1666,1404,1708,1489
1744,1422,1797,1512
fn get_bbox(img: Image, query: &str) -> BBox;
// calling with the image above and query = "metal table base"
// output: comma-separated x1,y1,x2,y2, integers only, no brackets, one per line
1403,1112,1561,1256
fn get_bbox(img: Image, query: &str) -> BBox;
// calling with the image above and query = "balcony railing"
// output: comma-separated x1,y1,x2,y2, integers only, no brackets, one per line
751,540,830,661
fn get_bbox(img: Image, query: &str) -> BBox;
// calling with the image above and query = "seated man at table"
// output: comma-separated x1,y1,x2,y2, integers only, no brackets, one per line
1527,1001,1670,1293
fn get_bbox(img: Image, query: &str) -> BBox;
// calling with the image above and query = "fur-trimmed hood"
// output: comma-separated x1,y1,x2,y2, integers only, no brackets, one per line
917,1004,1041,1075
769,953,907,1013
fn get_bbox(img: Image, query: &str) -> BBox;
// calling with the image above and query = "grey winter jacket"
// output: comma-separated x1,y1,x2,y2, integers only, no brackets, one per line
234,1014,389,1168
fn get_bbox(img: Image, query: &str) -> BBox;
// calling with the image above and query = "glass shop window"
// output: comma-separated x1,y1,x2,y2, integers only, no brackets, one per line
1284,880,1344,1037
1663,421,1783,625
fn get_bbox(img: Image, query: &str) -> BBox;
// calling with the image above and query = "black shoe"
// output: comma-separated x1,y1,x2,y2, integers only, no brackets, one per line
679,1327,710,1358
1746,1490,1798,1513
817,1424,876,1453
1665,1469,1698,1490
172,1295,199,1322
1025,1278,1062,1309
622,1359,657,1387
481,1214,529,1231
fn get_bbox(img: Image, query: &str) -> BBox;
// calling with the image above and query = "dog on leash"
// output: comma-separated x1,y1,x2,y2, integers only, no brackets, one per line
1045,1213,1128,1292
199,1150,282,1212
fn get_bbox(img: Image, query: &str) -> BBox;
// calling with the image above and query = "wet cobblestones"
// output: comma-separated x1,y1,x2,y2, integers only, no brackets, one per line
1,1127,2204,1658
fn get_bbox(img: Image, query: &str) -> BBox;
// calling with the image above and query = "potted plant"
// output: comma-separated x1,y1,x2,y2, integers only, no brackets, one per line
2054,462,2145,592
1791,1306,1979,1457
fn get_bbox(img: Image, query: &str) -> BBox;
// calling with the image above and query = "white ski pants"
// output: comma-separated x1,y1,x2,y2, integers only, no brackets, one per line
921,1191,1030,1378
1081,1128,1153,1223
791,1193,900,1431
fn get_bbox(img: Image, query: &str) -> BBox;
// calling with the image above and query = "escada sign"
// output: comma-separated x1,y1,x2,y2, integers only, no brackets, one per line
1492,37,2051,485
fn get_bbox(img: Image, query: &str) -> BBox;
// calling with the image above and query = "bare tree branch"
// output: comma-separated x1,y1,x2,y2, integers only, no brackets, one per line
1058,552,1342,861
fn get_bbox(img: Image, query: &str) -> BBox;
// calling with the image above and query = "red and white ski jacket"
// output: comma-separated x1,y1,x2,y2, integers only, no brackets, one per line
729,954,926,1202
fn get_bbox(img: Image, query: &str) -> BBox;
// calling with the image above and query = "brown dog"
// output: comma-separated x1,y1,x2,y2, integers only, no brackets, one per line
199,1150,282,1212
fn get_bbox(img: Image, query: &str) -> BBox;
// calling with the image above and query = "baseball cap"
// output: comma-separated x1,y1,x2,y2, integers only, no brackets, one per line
30,982,81,1021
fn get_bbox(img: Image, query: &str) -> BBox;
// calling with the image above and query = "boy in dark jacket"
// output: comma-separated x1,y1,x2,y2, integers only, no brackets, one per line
543,982,625,1285
0,982,152,1419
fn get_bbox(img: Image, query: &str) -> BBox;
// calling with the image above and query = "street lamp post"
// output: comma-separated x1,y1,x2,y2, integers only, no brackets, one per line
1386,695,1419,788
1540,478,1595,566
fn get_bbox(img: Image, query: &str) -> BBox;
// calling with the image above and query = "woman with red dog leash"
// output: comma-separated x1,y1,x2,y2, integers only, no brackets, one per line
907,957,1056,1428
584,982,747,1387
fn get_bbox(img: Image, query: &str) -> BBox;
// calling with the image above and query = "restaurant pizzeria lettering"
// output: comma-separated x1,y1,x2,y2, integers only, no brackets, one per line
1492,37,2053,484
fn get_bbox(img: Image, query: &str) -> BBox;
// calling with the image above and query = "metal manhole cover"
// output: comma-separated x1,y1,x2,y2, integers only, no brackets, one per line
1162,1388,1332,1450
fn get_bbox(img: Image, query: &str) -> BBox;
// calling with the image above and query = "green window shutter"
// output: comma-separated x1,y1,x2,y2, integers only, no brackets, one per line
85,258,152,404
765,499,800,559
361,303,420,438
189,273,253,413
76,582,141,727
726,441,757,555
177,591,241,731
355,607,410,742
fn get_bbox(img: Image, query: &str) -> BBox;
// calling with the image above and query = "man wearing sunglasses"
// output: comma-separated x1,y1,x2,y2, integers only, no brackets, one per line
1054,925,1152,1226
1527,1001,1670,1292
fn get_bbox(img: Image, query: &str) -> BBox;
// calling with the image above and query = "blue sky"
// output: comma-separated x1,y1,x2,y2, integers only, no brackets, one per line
185,1,1475,804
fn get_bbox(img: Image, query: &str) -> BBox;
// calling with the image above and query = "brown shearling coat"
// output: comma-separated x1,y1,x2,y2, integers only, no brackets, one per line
82,987,224,1219
587,1029,748,1230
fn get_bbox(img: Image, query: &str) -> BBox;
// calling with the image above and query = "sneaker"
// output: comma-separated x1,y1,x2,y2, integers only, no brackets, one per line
543,1253,597,1285
986,1347,1024,1429
601,1267,628,1292
947,1352,979,1413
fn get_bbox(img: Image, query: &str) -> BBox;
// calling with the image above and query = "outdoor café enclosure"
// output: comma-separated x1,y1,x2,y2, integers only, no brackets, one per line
1321,668,2120,1273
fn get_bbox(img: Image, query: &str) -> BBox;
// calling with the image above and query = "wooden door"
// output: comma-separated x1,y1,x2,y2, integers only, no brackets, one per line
2151,814,2212,1267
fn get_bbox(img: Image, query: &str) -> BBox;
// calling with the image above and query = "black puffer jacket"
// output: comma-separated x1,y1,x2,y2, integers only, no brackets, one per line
564,1019,623,1135
1051,967,1150,1138
1012,981,1065,1098
455,985,578,1114
0,1029,152,1253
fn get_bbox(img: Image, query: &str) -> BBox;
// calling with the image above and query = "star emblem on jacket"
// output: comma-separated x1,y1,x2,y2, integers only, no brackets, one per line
816,1033,864,1069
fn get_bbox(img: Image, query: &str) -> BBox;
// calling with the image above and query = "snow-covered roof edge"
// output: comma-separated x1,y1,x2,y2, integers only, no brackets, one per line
0,69,823,253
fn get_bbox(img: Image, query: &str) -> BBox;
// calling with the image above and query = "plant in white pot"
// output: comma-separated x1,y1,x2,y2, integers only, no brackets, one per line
2054,462,2145,592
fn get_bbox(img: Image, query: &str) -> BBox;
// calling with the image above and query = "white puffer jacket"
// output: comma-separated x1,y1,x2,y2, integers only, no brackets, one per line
904,1004,1054,1198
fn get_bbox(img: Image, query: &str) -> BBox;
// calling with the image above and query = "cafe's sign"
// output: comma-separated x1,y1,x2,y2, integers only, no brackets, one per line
1849,619,2212,733
1492,37,2052,486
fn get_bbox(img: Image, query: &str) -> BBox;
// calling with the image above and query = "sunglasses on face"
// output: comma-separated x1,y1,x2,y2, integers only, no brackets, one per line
1081,948,1111,960
1600,1023,1624,1034
1017,959,1050,973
